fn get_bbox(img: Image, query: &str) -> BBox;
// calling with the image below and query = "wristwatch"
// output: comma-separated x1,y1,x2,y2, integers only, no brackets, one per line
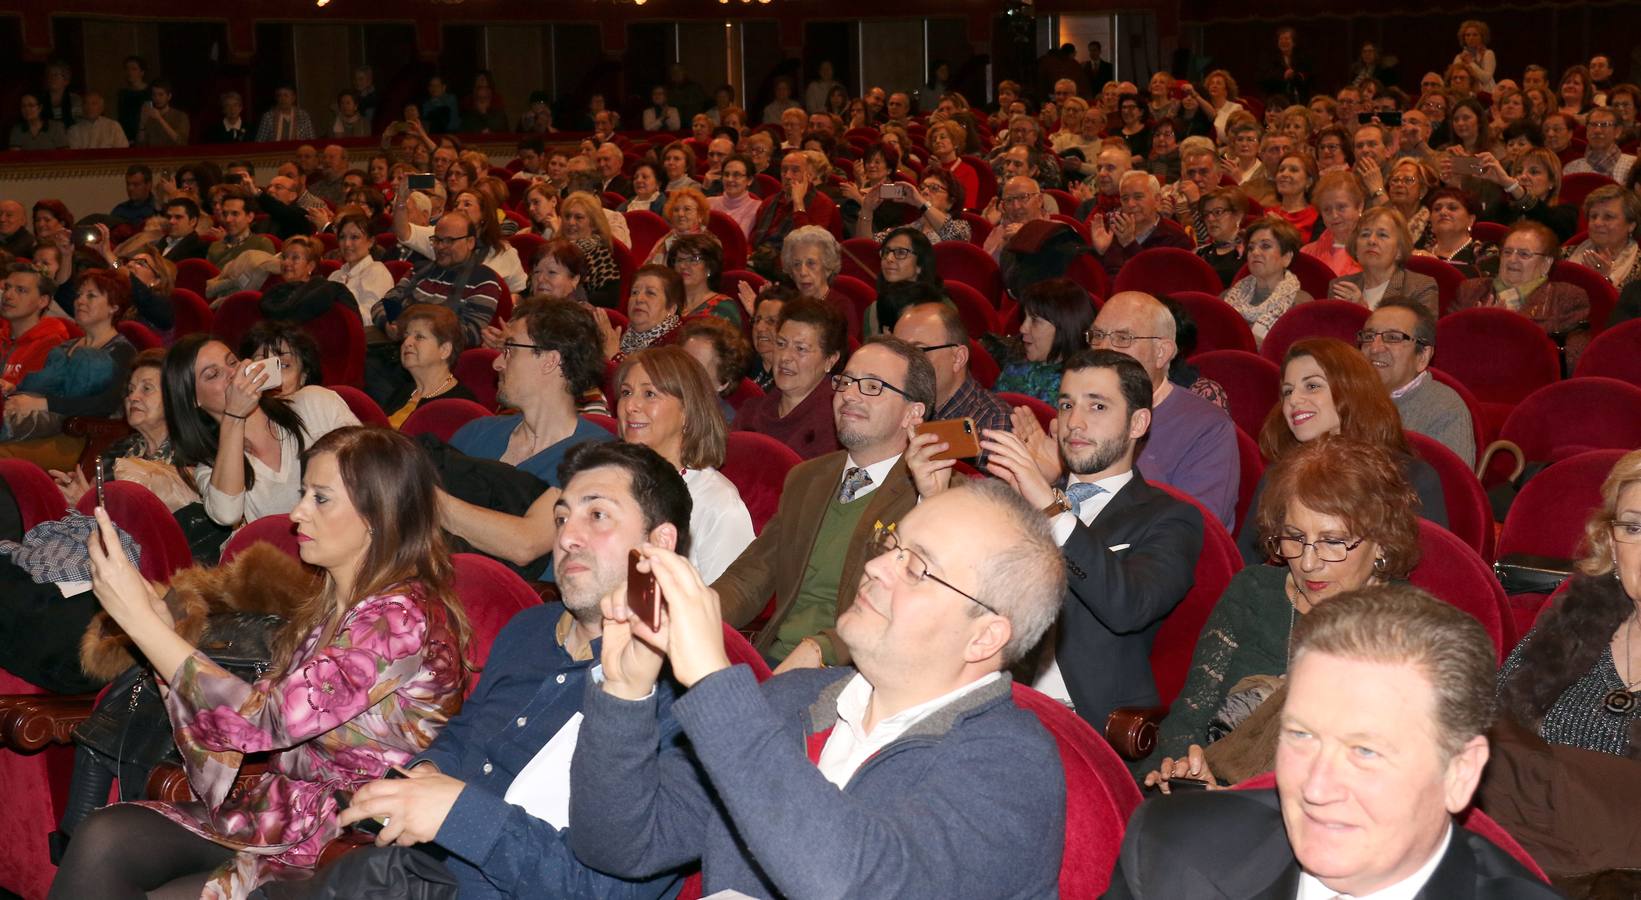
1040,488,1072,518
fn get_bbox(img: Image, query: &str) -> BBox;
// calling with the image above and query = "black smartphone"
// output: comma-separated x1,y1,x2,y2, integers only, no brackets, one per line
74,225,101,247
336,768,407,835
407,173,436,191
1158,777,1211,792
627,549,661,631
94,461,106,509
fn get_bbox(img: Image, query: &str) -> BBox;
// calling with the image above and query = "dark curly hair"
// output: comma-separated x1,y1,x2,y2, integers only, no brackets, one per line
522,297,604,396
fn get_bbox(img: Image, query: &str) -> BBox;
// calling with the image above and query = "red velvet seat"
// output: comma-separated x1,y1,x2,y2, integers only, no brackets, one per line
1112,247,1225,296
451,553,542,678
1559,172,1616,210
751,173,781,199
933,240,1005,308
306,303,365,388
996,392,1054,430
1406,431,1492,561
623,209,671,263
329,384,390,428
1478,377,1641,488
1064,252,1111,303
723,377,763,414
1189,349,1279,439
399,397,491,441
943,281,999,337
211,290,264,349
116,319,165,351
74,481,192,583
960,211,992,247
722,622,772,681
956,155,997,211
383,259,413,282
1408,518,1511,657
170,288,215,339
1231,425,1265,532
454,348,501,411
174,258,218,297
1471,221,1509,245
507,232,547,268
705,211,749,274
721,432,802,533
0,458,67,529
1150,484,1243,706
1495,449,1626,633
839,237,881,285
1574,317,1641,384
1403,255,1466,315
610,240,637,314
1435,307,1562,443
1549,259,1619,334
826,275,874,337
1171,291,1257,354
1259,300,1370,365
221,513,301,564
967,339,1000,388
1428,367,1491,461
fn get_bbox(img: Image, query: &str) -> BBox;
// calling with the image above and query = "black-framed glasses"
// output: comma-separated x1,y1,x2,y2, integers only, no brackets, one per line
879,246,914,260
1266,533,1366,563
1611,519,1641,545
871,521,999,615
430,232,475,246
1086,329,1165,349
501,341,542,358
831,373,910,398
916,342,963,353
1355,329,1425,348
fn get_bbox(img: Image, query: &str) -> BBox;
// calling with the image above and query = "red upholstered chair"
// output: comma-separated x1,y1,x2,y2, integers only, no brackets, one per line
942,281,999,337
1045,188,1078,215
399,397,492,441
751,173,781,199
1112,247,1226,296
839,237,881,285
117,319,165,351
1013,683,1144,897
1559,172,1616,210
1471,221,1509,245
454,348,501,411
304,304,365,388
960,211,992,246
1406,431,1492,560
623,209,671,263
1477,377,1641,488
968,339,1000,388
507,232,547,268
73,481,192,583
1171,291,1257,354
601,191,625,210
1259,301,1370,365
1048,213,1090,242
1189,349,1279,439
610,240,636,314
1549,259,1620,334
174,258,218,297
0,458,68,529
1495,449,1626,633
1065,252,1111,302
1403,255,1466,315
1435,308,1561,443
329,385,390,428
1574,318,1641,384
211,290,265,349
722,622,772,681
933,240,1005,308
718,269,766,314
452,553,541,677
957,155,997,210
383,259,413,282
374,233,399,255
221,514,301,564
1408,519,1511,657
721,431,802,533
826,275,874,338
1231,425,1265,531
997,392,1054,430
170,288,215,338
705,211,749,273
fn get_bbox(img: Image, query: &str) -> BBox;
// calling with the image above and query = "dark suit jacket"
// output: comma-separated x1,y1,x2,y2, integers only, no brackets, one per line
1326,268,1440,317
713,451,917,665
601,175,635,200
1085,60,1116,92
162,233,210,262
1095,219,1196,278
1105,789,1559,899
1056,471,1202,730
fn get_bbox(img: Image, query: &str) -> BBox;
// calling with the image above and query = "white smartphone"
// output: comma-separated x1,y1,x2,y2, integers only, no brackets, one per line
244,357,282,391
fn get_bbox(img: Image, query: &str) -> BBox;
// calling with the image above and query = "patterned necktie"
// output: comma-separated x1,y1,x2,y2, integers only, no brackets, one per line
838,466,873,503
1064,481,1105,516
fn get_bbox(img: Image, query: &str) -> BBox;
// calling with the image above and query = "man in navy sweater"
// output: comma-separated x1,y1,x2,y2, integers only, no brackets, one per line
572,478,1070,899
328,442,692,899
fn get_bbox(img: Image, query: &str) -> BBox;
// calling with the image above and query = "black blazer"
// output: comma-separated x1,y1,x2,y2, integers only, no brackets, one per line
1105,789,1558,899
600,175,635,200
1054,470,1203,731
162,233,210,263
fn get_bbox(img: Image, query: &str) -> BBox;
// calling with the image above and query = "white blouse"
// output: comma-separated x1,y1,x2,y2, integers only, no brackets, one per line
192,386,361,526
683,467,755,583
329,257,396,321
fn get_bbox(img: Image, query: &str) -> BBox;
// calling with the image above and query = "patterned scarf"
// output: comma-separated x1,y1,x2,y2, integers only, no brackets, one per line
1223,269,1304,338
1490,275,1547,312
620,313,680,356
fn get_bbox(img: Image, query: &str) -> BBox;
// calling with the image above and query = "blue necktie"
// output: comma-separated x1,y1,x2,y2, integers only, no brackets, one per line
1065,481,1105,516
839,467,873,503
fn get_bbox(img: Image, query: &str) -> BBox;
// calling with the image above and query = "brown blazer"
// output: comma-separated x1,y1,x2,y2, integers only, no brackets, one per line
713,451,917,665
1452,277,1591,369
1326,267,1440,316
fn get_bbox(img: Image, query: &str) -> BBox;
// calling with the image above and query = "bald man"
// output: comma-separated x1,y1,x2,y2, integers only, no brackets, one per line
983,175,1049,260
0,201,34,258
1087,291,1239,526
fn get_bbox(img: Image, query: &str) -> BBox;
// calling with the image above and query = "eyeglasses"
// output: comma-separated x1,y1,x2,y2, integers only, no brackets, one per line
916,342,963,353
1611,520,1641,544
871,521,998,614
1267,533,1367,562
920,182,946,194
1355,329,1425,347
831,373,910,398
1203,207,1234,218
501,341,542,358
673,253,705,265
1086,329,1165,349
1001,192,1040,205
1498,247,1545,260
430,232,475,246
1386,175,1420,187
879,246,914,260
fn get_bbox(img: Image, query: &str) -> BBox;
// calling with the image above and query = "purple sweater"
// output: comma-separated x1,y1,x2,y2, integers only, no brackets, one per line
1138,384,1239,527
733,382,841,460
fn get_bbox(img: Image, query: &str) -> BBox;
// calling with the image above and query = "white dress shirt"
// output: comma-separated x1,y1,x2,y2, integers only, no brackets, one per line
816,671,1001,787
1296,824,1451,900
836,453,901,505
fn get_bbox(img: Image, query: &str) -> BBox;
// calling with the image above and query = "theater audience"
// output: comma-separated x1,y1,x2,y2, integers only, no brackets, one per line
1221,217,1313,346
1454,220,1592,370
377,303,475,427
867,227,944,335
1269,153,1320,239
748,152,838,277
393,185,526,294
743,283,791,390
256,235,354,322
778,224,840,302
1415,186,1485,275
205,188,275,270
0,200,34,258
1477,146,1578,242
555,191,624,308
706,153,759,238
48,349,179,506
1327,206,1440,315
327,211,394,326
994,278,1094,406
1092,171,1195,277
644,188,711,266
621,161,665,214
1360,299,1477,466
1194,188,1247,287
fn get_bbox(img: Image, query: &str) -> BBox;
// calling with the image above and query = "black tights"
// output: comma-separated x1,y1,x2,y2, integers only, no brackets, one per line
49,804,235,900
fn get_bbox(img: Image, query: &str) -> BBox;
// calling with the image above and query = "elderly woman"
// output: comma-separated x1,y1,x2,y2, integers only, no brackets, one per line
1221,217,1313,347
1326,206,1439,314
528,237,594,306
1144,436,1421,790
1115,93,1153,160
1559,65,1595,123
780,224,840,302
1490,88,1531,135
994,278,1096,405
382,303,475,427
557,190,623,308
1414,187,1484,275
857,166,969,246
732,295,846,459
644,187,711,267
258,235,355,322
1300,170,1366,276
603,264,684,363
1312,125,1353,175
1565,185,1641,292
1384,157,1438,244
927,120,980,206
668,231,740,324
48,349,179,507
1454,221,1592,368
1050,97,1090,155
1270,152,1320,239
679,315,752,420
1199,69,1245,141
621,161,667,214
1196,188,1249,288
660,141,702,193
707,152,759,239
1146,72,1180,123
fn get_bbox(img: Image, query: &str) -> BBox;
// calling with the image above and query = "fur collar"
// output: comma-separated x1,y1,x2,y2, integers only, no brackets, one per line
79,543,320,682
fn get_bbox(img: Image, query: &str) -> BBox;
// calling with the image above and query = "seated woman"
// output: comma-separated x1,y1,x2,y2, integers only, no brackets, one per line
1143,435,1421,789
679,315,752,424
993,278,1096,405
522,181,560,239
1384,157,1438,246
838,142,898,231
603,264,684,363
615,346,755,581
744,283,794,390
781,224,841,303
1326,206,1440,315
1236,337,1446,563
1116,92,1154,159
1453,221,1592,369
393,182,527,294
707,153,760,239
382,303,476,427
620,160,667,214
85,232,178,335
868,227,945,335
1220,217,1313,347
52,426,470,900
1564,184,1641,292
258,236,355,322
239,320,323,398
165,334,360,527
1269,152,1320,241
927,120,980,202
1475,147,1578,243
1414,187,1486,276
644,187,712,266
667,232,741,325
1299,170,1366,277
527,237,593,305
1196,188,1249,289
557,191,624,308
49,349,188,507
327,212,395,327
661,140,703,194
858,166,970,246
733,295,846,459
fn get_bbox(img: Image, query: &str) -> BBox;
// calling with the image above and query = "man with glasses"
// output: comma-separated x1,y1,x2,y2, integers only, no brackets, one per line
157,197,208,262
572,476,1068,899
1453,220,1592,370
892,301,1012,447
373,211,504,348
1565,107,1636,183
1395,109,1437,162
1088,291,1238,526
1092,170,1195,278
1358,298,1476,466
715,337,933,670
698,136,736,196
982,175,1048,260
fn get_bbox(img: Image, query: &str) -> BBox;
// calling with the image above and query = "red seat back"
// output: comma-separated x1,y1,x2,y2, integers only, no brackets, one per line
174,258,218,297
826,276,874,338
1435,307,1561,414
507,232,547,269
73,481,192,583
1491,378,1641,485
1497,449,1626,561
1112,247,1225,296
1408,519,1511,657
399,397,492,441
1152,484,1243,706
1172,291,1257,355
170,288,215,339
1189,349,1279,439
996,392,1054,430
452,553,541,678
839,237,881,285
211,290,264,349
1406,431,1493,561
751,173,780,199
116,319,165,351
1549,259,1619,333
1064,253,1111,302
1231,425,1265,532
329,384,390,428
933,240,1005,308
0,459,67,530
957,156,996,210
305,303,365,388
1260,301,1370,365
968,338,1000,388
1574,317,1641,384
1559,172,1616,210
1403,255,1466,315
383,259,414,282
221,514,301,564
721,432,803,533
960,211,992,247
723,377,764,413
623,209,672,263
1233,251,1336,300
454,348,501,411
944,281,999,337
1471,221,1509,245
705,210,749,273
722,622,772,681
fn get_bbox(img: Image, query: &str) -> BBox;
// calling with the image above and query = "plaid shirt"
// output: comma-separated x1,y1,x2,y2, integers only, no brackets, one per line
0,510,141,584
937,375,1015,467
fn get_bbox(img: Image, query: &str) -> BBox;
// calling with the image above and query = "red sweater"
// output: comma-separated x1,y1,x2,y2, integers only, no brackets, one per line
0,316,73,385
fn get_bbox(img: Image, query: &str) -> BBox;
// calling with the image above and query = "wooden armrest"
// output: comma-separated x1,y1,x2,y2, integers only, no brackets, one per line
1476,440,1525,483
1104,705,1169,762
0,693,97,752
147,758,270,804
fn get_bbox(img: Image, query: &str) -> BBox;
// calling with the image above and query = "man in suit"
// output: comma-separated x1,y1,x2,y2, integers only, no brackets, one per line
969,349,1202,730
1108,585,1559,899
157,198,209,262
1084,41,1115,95
714,336,934,669
595,143,634,200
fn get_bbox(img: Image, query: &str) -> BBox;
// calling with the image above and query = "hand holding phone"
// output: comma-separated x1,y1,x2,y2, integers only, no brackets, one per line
407,173,437,191
915,418,982,461
628,549,662,631
244,357,282,392
337,768,407,835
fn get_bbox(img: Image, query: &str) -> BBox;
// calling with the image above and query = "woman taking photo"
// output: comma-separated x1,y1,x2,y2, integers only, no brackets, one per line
163,334,360,527
733,295,846,459
857,167,969,244
557,191,623,308
1220,217,1313,347
1474,147,1577,243
52,426,470,900
1414,187,1484,275
1565,185,1641,292
1327,206,1440,315
327,212,394,326
1300,170,1366,276
667,232,741,325
1269,152,1320,240
240,320,323,398
382,303,475,427
615,346,754,581
994,278,1097,405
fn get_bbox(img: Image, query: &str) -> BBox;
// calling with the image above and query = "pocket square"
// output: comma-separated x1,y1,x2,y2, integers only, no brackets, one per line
1108,543,1131,552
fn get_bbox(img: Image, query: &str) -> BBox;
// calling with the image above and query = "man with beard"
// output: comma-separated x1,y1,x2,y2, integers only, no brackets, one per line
334,440,688,900
977,349,1203,732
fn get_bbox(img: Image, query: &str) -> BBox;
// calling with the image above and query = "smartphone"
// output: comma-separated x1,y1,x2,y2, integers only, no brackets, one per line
915,418,982,461
244,357,282,391
407,173,437,191
73,225,101,247
94,461,106,509
336,769,406,835
1157,777,1211,792
627,549,661,631
1450,156,1484,177
879,182,908,202
227,172,247,185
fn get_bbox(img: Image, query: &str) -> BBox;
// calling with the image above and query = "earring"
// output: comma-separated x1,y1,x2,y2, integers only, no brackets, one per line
1373,556,1386,573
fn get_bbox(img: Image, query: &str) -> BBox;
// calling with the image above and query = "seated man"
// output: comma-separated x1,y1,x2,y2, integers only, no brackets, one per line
891,301,1011,437
747,151,839,273
204,188,275,270
109,165,156,227
1074,143,1131,222
0,201,34,259
1107,585,1557,899
158,198,209,262
0,265,72,389
373,212,505,349
1359,298,1476,467
331,441,689,900
973,349,1201,729
571,477,1068,899
983,175,1049,261
1090,291,1239,527
1563,107,1635,183
1092,170,1195,278
718,337,932,667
